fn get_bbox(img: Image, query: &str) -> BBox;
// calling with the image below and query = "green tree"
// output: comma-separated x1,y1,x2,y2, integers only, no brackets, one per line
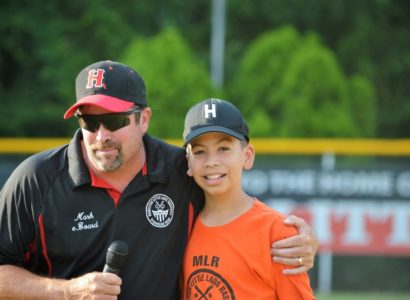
121,28,219,139
0,0,134,137
228,26,376,138
226,1,410,137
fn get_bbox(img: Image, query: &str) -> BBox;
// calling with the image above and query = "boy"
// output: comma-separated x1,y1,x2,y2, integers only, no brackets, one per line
181,98,315,299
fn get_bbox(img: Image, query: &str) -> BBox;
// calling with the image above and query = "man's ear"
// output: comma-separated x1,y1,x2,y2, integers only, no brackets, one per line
139,107,152,133
243,143,255,170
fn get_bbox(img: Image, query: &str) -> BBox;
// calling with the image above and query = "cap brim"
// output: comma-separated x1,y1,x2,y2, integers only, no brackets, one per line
184,126,246,147
63,95,135,119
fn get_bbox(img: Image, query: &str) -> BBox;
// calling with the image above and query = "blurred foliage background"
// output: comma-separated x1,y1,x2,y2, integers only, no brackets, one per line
0,0,409,139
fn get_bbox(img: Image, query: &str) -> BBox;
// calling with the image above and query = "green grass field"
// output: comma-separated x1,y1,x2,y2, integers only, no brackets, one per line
316,293,410,300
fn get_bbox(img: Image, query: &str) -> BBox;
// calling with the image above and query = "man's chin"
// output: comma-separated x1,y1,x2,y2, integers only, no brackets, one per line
94,159,122,172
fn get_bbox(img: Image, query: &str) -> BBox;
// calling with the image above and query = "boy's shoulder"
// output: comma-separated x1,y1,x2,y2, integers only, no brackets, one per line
253,199,287,221
252,199,298,238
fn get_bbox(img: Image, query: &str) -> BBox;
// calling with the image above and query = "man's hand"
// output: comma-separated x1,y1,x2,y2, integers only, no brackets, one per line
64,272,122,300
0,265,122,300
271,215,318,275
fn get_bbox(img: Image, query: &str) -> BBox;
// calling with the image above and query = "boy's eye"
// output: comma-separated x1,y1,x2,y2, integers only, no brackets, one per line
219,146,230,151
193,149,204,156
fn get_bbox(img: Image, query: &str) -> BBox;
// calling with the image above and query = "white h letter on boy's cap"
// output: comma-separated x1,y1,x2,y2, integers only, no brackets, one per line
204,104,216,119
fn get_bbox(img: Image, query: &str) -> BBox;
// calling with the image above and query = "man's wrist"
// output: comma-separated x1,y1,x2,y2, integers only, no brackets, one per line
45,277,69,300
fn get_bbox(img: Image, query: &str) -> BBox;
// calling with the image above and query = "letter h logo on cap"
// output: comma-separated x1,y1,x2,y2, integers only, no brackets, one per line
204,104,217,119
86,69,105,89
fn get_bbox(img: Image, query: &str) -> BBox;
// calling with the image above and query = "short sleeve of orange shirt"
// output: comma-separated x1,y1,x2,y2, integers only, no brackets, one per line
264,203,315,299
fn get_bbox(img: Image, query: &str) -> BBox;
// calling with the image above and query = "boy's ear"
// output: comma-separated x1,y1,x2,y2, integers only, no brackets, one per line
186,154,193,177
243,143,255,170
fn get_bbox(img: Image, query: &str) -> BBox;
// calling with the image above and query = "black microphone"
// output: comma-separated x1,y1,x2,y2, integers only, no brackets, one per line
103,240,129,274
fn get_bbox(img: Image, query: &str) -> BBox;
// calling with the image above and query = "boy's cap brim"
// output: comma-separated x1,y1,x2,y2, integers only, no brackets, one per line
184,125,247,146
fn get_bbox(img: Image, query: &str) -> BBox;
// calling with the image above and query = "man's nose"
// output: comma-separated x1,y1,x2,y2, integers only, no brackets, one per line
95,123,112,142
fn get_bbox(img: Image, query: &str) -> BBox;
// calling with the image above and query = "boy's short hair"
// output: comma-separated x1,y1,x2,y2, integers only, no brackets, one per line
183,98,249,146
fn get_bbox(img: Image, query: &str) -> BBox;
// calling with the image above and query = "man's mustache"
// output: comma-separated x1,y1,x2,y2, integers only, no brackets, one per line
91,140,120,150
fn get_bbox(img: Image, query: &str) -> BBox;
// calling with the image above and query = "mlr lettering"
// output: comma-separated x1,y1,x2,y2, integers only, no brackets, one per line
193,255,220,267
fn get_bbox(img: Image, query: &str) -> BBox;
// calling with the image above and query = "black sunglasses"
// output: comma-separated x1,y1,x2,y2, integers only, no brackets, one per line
75,107,143,133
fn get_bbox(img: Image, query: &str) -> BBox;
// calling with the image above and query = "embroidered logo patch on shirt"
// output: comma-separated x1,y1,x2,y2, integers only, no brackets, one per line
186,268,235,299
145,194,175,228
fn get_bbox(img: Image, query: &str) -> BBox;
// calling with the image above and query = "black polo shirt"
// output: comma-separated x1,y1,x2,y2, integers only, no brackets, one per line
0,130,204,299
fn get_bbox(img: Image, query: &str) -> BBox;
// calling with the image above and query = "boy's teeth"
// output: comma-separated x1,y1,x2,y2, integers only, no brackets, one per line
207,174,221,179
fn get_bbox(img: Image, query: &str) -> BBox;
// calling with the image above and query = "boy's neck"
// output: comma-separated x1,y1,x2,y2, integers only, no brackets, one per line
201,191,254,227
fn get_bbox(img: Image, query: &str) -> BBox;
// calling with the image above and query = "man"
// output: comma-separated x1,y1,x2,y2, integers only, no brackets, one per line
0,60,317,299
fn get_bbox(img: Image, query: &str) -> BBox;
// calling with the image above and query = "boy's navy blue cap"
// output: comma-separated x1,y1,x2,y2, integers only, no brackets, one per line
183,98,249,146
64,60,147,119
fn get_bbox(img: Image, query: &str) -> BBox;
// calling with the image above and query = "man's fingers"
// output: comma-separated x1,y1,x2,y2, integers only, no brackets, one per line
273,215,318,256
100,273,122,296
284,215,312,237
101,272,122,286
273,255,314,275
283,215,305,227
271,244,306,257
272,245,315,264
282,266,310,275
272,234,306,250
273,256,302,266
273,253,313,266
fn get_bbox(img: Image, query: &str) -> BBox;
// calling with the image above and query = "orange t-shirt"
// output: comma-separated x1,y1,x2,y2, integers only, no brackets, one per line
182,199,315,300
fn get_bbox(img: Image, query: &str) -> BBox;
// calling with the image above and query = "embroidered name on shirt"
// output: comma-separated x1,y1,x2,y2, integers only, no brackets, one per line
72,211,99,232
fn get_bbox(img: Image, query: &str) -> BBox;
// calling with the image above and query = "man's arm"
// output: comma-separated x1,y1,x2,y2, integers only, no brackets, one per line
271,215,319,275
0,265,122,300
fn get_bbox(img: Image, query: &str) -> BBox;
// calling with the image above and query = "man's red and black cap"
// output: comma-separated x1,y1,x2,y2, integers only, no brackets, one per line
64,60,147,119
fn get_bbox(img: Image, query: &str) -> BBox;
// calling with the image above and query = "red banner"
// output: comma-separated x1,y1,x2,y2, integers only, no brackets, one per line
265,199,410,256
